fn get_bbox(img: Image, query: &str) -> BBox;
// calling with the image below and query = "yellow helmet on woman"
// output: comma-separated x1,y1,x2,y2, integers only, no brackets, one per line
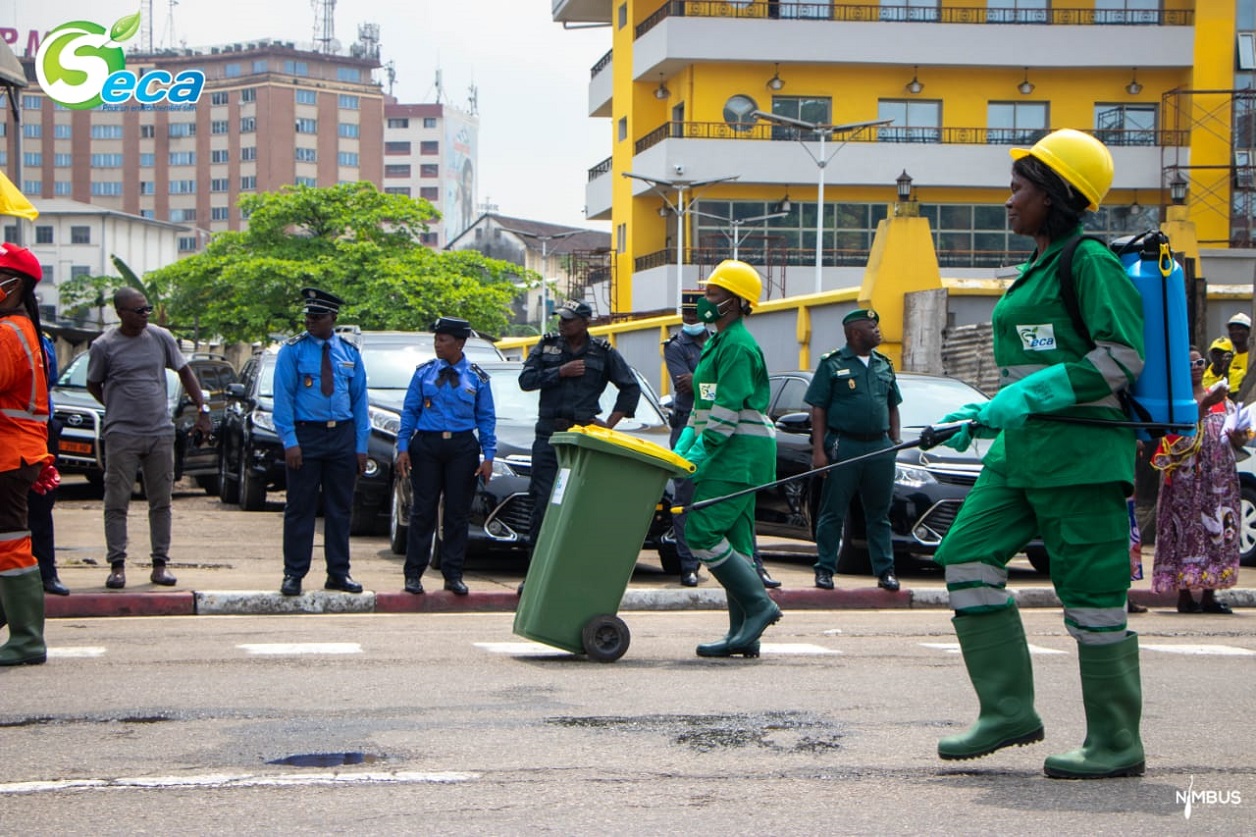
1010,128,1114,211
702,259,763,309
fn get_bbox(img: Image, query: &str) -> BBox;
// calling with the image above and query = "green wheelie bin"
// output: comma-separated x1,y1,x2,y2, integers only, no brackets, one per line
513,424,695,662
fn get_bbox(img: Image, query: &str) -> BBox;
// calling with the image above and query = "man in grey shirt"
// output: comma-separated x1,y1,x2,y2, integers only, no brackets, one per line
87,288,211,589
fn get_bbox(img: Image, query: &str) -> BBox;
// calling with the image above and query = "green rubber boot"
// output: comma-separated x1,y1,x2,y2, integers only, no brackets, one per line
938,606,1044,760
0,569,47,667
1044,633,1145,779
695,589,760,658
704,551,780,656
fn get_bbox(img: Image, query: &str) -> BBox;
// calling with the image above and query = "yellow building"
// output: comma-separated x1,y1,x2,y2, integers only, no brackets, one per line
554,0,1253,315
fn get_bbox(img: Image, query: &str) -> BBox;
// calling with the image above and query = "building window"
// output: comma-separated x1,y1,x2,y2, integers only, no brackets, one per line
616,223,626,253
385,164,412,178
3,225,16,243
295,147,318,163
337,122,359,138
40,265,53,283
420,140,439,155
877,99,942,143
384,186,411,196
338,151,360,167
53,124,72,139
387,117,409,129
140,210,155,219
211,206,230,221
618,3,627,28
35,226,53,245
22,181,40,196
423,117,437,128
240,175,257,191
224,62,241,77
241,116,257,132
211,178,230,192
879,0,939,21
140,181,155,195
296,89,317,105
284,60,309,76
987,102,1048,144
987,0,1048,23
385,140,411,154
339,94,359,109
90,125,123,139
420,164,439,178
769,96,831,139
170,209,196,223
296,176,318,187
140,124,155,138
168,122,196,137
211,149,229,163
297,118,319,134
71,226,91,245
169,180,196,194
178,236,198,251
419,187,439,201
24,124,42,138
23,95,41,110
23,152,42,167
1094,0,1160,25
54,182,71,196
1095,103,1157,146
211,120,229,134
53,153,72,167
169,151,196,166
140,153,156,167
337,67,361,82
90,182,123,196
240,88,256,103
70,265,91,280
241,146,257,161
253,59,268,73
210,91,229,105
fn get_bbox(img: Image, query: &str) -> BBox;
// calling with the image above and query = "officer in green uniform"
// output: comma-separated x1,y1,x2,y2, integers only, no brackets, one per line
932,129,1147,779
805,308,903,592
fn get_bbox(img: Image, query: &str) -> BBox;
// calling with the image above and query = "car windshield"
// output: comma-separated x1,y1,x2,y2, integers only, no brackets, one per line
480,364,667,430
362,337,503,389
897,376,989,428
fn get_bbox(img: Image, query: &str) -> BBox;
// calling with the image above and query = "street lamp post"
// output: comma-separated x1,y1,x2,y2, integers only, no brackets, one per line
501,227,582,332
688,208,789,261
622,172,740,312
750,112,892,294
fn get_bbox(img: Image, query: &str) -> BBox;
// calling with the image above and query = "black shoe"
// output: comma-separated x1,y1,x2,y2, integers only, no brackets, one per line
1201,599,1233,614
105,564,126,590
404,576,425,595
444,578,469,596
280,575,302,596
150,563,178,586
814,569,834,590
757,566,782,589
680,572,699,588
43,577,70,596
325,575,363,594
878,570,901,592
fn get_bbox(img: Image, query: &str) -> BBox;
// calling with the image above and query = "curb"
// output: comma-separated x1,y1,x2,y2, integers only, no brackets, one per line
39,585,1243,618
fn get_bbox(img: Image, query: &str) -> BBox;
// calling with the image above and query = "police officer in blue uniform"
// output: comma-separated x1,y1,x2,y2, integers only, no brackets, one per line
805,308,903,592
519,299,640,553
273,288,369,596
394,317,497,596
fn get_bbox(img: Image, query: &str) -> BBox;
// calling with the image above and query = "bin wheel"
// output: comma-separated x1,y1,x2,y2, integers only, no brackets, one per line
581,614,630,663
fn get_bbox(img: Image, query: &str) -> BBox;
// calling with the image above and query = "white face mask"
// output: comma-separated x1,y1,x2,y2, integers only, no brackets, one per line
0,275,21,305
681,323,707,337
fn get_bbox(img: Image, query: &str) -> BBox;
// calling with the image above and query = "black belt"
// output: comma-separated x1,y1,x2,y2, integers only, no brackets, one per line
295,420,348,428
836,430,887,442
549,418,593,431
414,429,474,439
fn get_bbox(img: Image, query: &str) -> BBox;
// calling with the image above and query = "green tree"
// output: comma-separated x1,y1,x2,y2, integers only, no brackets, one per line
153,182,530,343
56,255,173,327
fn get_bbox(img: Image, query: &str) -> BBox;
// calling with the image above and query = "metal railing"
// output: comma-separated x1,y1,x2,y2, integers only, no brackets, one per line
634,245,1038,272
634,120,1189,154
590,49,613,78
636,1,1191,37
587,156,613,182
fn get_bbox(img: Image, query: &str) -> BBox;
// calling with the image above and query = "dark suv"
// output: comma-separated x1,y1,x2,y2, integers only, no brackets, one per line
218,348,285,509
51,350,237,494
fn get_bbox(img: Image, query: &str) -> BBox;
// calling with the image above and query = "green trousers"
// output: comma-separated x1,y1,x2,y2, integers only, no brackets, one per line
814,434,896,575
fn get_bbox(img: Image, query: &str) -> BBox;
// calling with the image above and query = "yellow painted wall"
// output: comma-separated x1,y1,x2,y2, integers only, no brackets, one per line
1187,0,1235,247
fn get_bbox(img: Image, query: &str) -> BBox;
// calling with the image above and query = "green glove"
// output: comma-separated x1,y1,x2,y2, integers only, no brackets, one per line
978,365,1077,431
938,407,998,452
672,426,696,458
683,435,709,475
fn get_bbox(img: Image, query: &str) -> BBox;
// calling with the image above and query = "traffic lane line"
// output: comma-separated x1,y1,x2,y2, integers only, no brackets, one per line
0,771,478,795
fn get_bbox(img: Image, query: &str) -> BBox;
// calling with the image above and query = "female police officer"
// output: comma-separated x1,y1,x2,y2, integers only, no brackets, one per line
673,260,780,658
395,317,496,596
934,129,1146,779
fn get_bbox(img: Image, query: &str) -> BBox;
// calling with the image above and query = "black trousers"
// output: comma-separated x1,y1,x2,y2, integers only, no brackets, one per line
528,430,558,548
282,422,357,580
404,430,480,580
27,418,59,581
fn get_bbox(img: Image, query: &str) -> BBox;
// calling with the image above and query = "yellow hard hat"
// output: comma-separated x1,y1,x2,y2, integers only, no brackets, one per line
701,259,763,309
1010,128,1114,211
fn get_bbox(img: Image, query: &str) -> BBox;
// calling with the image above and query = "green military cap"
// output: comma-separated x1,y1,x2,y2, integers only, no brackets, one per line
842,308,879,325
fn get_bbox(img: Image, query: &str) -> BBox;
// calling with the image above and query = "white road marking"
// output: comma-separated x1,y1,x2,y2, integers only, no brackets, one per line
47,647,107,658
474,641,571,656
237,643,362,656
758,643,841,655
919,642,1066,656
0,771,478,795
1141,644,1256,656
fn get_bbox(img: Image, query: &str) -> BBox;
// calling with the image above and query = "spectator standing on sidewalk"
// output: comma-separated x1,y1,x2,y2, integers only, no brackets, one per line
1224,312,1250,396
0,243,56,665
663,291,708,587
28,331,68,595
273,288,369,597
87,288,211,590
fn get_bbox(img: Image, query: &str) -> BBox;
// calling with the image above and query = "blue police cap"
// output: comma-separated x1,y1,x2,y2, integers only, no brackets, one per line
432,316,472,339
301,287,343,315
555,299,593,320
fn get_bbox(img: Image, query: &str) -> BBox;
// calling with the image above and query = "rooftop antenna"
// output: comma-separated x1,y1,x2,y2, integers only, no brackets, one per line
434,68,444,104
384,60,397,97
312,0,337,54
142,0,153,52
467,83,478,116
160,0,179,50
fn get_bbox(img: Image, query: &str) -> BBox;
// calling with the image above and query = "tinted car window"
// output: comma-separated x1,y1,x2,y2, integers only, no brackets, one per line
774,376,809,417
56,352,89,388
897,376,988,427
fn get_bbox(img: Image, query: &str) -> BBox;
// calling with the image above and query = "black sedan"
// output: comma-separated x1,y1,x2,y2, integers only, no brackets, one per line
384,361,680,572
756,370,1047,574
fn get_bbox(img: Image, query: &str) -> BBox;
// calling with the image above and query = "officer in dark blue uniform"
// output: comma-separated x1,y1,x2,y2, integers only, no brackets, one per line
394,317,496,596
273,288,369,596
519,299,640,552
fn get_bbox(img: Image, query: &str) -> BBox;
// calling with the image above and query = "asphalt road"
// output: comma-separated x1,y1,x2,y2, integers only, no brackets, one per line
3,609,1252,834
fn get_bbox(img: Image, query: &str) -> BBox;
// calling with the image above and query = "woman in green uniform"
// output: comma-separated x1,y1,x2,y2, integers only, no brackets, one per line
934,129,1147,779
673,260,780,658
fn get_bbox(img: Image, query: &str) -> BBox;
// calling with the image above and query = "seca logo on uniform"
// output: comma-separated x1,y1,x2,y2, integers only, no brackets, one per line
1018,324,1056,351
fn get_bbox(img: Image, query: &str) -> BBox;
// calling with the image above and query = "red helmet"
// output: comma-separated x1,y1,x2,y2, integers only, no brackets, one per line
0,243,42,284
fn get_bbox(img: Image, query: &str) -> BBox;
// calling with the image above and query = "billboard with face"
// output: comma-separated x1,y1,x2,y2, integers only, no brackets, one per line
444,108,478,244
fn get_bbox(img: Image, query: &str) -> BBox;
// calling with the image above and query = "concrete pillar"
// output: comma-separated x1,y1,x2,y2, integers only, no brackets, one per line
858,200,943,367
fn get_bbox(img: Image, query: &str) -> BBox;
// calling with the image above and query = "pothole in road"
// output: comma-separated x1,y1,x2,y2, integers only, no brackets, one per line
0,714,176,727
266,752,385,767
547,711,844,753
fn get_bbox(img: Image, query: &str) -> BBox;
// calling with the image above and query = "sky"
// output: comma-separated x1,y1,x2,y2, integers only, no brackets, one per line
1,0,612,231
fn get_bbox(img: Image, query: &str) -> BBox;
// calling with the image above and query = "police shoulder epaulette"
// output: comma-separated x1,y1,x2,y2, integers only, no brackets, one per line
285,332,311,346
338,336,361,356
591,336,612,351
820,348,840,361
872,349,895,370
415,358,438,372
541,331,560,342
662,332,679,347
468,362,490,383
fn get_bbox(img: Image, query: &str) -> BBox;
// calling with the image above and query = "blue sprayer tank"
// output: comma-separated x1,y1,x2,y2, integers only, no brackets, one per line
1119,231,1196,441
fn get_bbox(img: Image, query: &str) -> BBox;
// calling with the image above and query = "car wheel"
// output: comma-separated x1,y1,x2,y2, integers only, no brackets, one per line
197,473,221,496
1240,483,1256,567
834,517,872,576
219,446,240,505
239,460,267,511
389,477,409,555
1025,546,1051,574
85,471,105,496
657,540,682,575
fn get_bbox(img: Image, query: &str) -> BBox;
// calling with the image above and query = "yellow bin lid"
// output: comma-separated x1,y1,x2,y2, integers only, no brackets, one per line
562,424,697,474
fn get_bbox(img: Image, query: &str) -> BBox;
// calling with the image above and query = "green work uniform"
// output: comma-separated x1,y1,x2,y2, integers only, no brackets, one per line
935,228,1145,640
805,346,903,575
684,318,775,563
